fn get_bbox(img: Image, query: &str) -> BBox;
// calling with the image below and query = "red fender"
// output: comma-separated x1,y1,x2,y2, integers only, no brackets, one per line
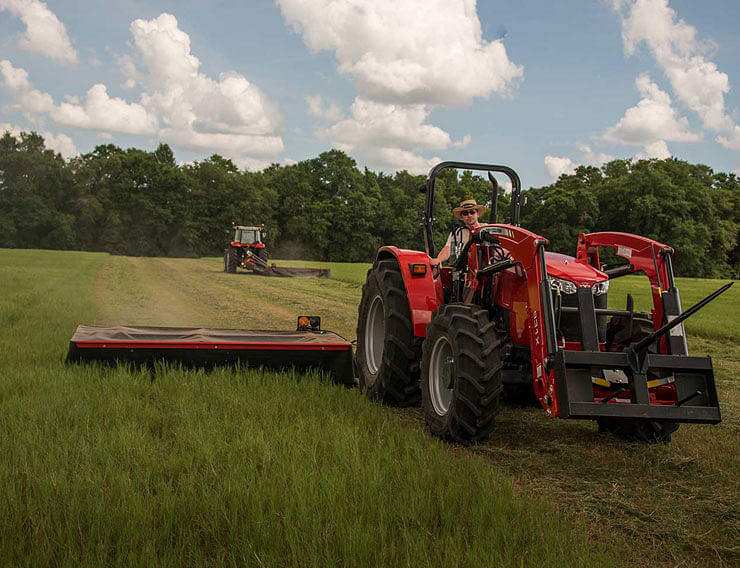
376,246,443,337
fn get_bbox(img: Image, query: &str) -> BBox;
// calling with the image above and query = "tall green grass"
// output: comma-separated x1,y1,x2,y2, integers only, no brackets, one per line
608,275,739,341
0,249,615,567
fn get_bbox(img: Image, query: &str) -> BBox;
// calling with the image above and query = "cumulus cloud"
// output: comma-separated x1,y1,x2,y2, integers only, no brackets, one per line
602,73,700,155
544,144,615,181
42,131,77,158
128,14,283,166
54,84,157,134
306,95,344,122
0,122,78,158
278,0,522,106
544,156,577,180
279,0,521,171
0,60,156,134
613,0,734,133
578,144,614,165
321,98,450,151
0,14,284,169
0,0,77,63
717,127,740,151
453,134,472,149
316,98,454,173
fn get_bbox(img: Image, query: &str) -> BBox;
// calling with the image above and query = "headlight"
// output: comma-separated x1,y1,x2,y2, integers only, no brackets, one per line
591,280,610,296
549,277,577,295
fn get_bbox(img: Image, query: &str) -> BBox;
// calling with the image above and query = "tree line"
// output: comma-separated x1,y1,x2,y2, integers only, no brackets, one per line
1,130,738,278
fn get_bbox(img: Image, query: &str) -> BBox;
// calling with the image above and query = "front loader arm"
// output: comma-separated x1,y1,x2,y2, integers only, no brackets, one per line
576,231,684,354
484,225,560,416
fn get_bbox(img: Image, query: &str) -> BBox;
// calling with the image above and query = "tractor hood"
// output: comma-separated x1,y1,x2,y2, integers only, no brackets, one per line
544,252,608,287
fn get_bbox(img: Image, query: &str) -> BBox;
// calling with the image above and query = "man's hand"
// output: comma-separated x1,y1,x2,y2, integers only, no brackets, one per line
429,257,441,267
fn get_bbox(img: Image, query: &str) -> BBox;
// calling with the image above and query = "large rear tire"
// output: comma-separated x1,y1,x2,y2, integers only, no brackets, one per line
598,315,679,443
225,247,238,273
356,259,421,406
421,304,503,444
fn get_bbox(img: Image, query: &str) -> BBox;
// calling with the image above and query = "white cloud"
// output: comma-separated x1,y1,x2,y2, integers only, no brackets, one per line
613,0,733,133
0,60,156,134
0,14,285,169
129,14,283,167
372,147,441,175
453,134,472,149
279,0,521,171
278,0,522,106
544,155,577,180
54,84,157,134
0,122,78,158
577,144,614,165
0,59,54,115
717,126,740,151
43,131,77,158
306,95,344,122
544,144,615,181
637,140,670,159
602,73,700,156
317,98,452,172
322,98,450,151
0,0,77,63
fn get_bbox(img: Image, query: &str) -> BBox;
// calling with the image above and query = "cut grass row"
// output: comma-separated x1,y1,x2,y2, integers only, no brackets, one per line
0,249,614,567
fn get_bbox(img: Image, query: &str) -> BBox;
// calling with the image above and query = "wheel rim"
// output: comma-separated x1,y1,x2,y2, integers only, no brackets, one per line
365,294,385,376
429,335,454,415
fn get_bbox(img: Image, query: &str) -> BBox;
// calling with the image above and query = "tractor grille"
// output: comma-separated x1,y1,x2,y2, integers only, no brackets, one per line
555,290,607,344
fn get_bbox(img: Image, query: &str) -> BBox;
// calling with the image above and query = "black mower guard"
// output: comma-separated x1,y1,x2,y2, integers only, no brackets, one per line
264,266,330,278
245,251,330,278
66,325,354,385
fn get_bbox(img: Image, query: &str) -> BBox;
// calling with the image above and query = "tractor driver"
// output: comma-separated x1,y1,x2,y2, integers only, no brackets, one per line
429,199,486,267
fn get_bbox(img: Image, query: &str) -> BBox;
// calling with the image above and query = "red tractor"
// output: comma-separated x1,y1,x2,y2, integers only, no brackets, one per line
224,224,269,273
356,161,728,444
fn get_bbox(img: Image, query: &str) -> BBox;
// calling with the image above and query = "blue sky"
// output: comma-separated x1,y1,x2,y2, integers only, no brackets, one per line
1,0,739,187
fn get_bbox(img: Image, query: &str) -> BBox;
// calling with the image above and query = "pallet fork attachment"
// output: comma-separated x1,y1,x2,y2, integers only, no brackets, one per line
553,282,732,423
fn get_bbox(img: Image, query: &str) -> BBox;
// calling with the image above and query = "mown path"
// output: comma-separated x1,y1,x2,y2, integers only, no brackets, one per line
94,256,361,339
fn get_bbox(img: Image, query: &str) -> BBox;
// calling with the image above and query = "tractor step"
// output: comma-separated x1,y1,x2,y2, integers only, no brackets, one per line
554,350,721,423
66,325,353,385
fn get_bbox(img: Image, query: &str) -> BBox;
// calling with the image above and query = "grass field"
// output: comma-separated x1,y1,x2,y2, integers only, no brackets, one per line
1,249,737,566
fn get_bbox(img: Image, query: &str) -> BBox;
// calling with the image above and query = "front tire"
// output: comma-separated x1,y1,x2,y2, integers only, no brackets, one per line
356,259,421,406
598,315,679,443
421,304,503,444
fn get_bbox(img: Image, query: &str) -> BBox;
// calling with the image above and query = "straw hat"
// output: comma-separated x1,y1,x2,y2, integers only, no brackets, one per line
452,199,486,220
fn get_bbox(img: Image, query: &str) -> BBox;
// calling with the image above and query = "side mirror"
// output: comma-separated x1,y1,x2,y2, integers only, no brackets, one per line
418,182,427,193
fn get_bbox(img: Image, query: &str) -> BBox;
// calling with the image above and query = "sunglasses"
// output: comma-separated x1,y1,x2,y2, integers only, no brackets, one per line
460,209,478,216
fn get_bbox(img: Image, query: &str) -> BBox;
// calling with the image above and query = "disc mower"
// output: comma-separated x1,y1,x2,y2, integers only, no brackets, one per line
224,223,329,278
355,161,731,443
67,316,354,386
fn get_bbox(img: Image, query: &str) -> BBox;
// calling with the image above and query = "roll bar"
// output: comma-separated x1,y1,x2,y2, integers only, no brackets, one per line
422,161,522,257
